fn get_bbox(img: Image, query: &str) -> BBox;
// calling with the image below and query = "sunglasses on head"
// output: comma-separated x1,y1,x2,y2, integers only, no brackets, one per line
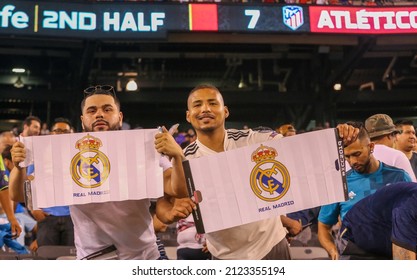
83,85,115,97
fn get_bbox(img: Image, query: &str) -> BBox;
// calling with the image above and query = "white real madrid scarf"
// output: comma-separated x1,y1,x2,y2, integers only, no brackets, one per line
20,129,163,209
183,128,348,233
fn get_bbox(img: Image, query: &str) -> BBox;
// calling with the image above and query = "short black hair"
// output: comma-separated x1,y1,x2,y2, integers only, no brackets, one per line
189,84,220,96
345,121,369,142
52,117,72,128
80,85,121,112
395,119,414,126
1,144,12,161
187,84,225,109
23,116,41,128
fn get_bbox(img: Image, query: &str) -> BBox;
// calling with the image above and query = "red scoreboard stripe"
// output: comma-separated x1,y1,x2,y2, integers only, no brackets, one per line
189,4,218,31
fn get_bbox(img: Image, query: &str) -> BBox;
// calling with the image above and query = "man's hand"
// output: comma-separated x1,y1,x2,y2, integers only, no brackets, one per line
281,216,302,237
329,248,339,260
11,141,26,169
336,123,359,147
202,243,209,253
29,239,38,252
168,197,196,223
158,197,196,224
155,126,184,160
31,209,48,222
318,221,339,260
9,217,22,238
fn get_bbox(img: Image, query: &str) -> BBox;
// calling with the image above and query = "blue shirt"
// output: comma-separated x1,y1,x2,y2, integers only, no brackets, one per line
27,164,70,216
4,166,24,214
318,162,412,226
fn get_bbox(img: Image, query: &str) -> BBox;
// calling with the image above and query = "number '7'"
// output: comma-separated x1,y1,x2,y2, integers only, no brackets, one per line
245,9,260,29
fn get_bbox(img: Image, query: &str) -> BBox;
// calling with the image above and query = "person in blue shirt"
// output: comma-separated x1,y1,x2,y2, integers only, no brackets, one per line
0,154,25,254
2,144,37,251
29,118,75,249
341,182,417,260
318,122,412,260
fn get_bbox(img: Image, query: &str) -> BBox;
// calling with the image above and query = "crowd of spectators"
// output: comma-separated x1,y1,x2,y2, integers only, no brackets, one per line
1,90,417,260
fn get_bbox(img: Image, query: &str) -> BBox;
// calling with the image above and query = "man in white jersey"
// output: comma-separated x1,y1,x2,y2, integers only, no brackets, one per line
155,84,359,260
9,85,187,260
364,114,416,182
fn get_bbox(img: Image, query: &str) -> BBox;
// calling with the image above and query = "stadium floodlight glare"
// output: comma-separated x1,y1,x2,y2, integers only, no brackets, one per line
12,68,26,73
126,79,138,91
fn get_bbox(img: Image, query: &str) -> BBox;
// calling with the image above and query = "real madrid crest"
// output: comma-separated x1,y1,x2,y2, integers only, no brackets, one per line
249,144,290,202
70,134,110,188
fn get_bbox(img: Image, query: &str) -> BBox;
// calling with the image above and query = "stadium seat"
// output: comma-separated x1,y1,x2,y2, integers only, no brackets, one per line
36,245,77,260
289,246,330,260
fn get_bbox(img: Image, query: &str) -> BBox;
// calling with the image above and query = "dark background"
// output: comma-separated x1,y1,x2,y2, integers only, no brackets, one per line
1,1,417,133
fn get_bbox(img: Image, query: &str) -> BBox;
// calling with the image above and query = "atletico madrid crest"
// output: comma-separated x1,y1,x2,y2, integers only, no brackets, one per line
283,6,304,31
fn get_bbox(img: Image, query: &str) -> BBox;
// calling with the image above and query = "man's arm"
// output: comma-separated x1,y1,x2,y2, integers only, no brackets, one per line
392,243,416,260
9,141,28,202
318,221,338,260
0,188,22,237
281,215,302,237
156,127,188,198
164,153,188,198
